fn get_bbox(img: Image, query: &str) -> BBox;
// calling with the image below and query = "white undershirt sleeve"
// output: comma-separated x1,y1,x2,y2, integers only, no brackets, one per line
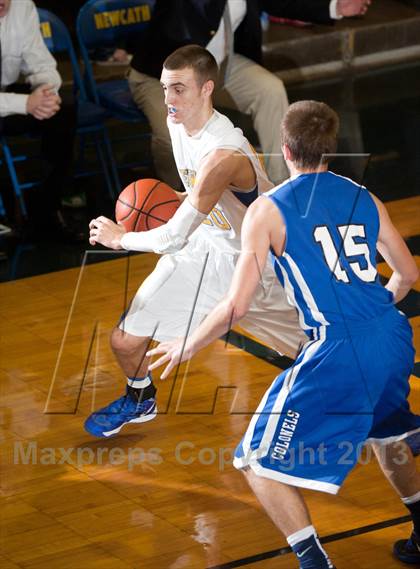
120,197,207,254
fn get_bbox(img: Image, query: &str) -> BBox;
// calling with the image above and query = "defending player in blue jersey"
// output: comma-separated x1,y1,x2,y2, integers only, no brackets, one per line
147,100,420,569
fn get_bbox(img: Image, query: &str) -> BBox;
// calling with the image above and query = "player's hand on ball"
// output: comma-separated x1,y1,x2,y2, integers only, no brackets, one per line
147,338,195,379
89,216,126,249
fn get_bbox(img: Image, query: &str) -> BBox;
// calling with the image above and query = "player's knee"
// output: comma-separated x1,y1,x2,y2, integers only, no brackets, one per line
110,327,147,356
110,327,126,354
240,466,252,479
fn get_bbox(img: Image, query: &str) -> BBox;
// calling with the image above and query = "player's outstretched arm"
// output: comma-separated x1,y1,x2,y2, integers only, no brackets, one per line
370,193,419,303
147,196,285,378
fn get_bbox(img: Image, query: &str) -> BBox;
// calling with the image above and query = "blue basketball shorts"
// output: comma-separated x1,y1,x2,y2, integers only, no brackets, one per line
233,308,419,494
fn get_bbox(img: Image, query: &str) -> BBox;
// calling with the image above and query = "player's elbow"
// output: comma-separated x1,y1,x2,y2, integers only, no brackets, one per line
395,263,419,292
403,263,419,287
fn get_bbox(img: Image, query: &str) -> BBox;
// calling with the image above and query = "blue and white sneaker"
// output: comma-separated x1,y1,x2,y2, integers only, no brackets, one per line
394,532,420,564
84,393,157,437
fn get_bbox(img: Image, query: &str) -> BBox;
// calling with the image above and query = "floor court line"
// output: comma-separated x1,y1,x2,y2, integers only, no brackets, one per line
207,515,411,569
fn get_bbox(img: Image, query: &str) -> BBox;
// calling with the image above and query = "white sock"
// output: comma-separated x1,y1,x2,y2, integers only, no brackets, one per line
287,525,317,547
402,491,420,505
127,375,151,389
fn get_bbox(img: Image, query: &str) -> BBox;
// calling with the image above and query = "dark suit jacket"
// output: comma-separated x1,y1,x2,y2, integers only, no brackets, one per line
131,0,333,78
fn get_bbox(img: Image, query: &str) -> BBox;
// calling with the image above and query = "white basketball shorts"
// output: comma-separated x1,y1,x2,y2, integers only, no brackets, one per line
119,238,307,358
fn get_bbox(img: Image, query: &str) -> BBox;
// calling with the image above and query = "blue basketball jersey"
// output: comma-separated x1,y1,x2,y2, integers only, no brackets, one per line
267,171,394,334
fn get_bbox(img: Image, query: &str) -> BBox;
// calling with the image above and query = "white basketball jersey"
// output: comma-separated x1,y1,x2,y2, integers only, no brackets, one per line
168,110,273,253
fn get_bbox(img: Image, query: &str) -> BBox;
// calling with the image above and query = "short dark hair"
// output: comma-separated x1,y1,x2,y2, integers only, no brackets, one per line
163,45,218,87
281,101,339,169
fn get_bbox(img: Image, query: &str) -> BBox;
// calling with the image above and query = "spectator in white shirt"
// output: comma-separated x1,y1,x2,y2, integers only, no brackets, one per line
0,0,82,240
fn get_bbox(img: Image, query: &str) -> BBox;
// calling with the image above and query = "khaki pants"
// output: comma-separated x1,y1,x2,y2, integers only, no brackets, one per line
128,53,289,187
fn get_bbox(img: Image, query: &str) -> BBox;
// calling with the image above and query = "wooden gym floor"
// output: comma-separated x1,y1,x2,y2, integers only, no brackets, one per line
1,195,419,568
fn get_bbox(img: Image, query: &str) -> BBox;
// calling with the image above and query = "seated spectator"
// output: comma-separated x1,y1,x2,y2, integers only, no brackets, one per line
0,0,83,241
91,47,132,66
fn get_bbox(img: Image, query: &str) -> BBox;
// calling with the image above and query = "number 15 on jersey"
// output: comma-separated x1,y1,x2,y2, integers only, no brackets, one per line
314,224,377,283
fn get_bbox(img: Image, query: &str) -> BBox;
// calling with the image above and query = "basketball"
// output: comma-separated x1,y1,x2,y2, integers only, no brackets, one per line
115,179,180,232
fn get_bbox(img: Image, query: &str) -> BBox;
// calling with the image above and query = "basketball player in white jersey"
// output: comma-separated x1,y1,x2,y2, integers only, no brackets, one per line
86,45,307,438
